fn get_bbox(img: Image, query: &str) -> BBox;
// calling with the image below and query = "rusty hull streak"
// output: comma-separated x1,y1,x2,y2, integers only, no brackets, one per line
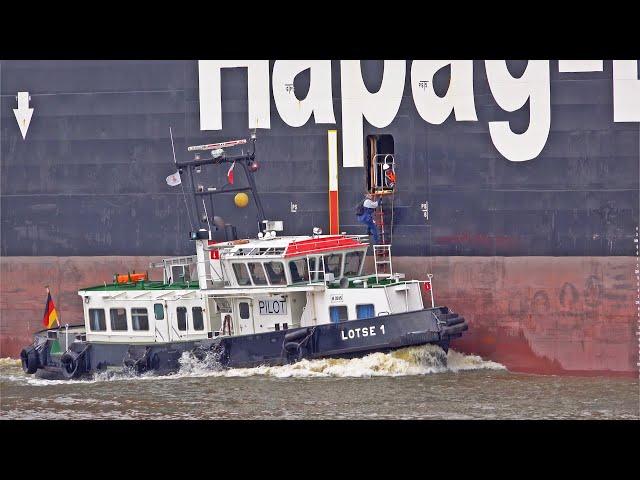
1,255,638,376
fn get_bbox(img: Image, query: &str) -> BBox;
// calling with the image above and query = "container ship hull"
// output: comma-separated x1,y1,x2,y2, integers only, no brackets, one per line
1,60,638,375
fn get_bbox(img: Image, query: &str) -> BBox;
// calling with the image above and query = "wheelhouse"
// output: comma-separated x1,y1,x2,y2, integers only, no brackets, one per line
220,235,367,288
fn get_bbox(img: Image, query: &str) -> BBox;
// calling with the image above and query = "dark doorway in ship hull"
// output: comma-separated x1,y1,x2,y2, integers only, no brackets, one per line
366,134,395,194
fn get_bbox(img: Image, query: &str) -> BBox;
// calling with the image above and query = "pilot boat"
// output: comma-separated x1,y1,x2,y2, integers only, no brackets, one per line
19,134,468,379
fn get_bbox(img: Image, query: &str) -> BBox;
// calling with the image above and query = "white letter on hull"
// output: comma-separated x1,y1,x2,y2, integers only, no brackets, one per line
198,60,271,131
613,60,640,122
485,60,551,162
273,61,336,127
411,60,478,124
340,60,406,167
558,60,603,72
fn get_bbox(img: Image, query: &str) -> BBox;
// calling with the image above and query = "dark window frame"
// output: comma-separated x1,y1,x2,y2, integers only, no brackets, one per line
247,262,268,285
109,308,128,331
344,251,364,277
153,303,164,320
192,306,204,331
176,307,187,331
323,253,343,278
356,304,375,320
329,305,349,323
289,258,310,283
88,308,106,332
239,302,250,320
264,261,287,285
131,308,150,331
232,263,252,286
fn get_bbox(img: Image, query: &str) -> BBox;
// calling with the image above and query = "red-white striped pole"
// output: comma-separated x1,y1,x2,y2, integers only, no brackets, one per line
328,130,339,235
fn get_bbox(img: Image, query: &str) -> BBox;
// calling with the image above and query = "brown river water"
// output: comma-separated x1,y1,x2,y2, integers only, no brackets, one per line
1,345,638,420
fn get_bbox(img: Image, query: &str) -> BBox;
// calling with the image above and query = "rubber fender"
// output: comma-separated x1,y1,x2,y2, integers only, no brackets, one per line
60,351,84,379
284,341,300,352
284,328,310,343
20,346,39,374
148,353,160,371
444,323,468,336
445,316,465,327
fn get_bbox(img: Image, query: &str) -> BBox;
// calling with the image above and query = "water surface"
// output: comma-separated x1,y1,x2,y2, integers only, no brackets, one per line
1,346,637,420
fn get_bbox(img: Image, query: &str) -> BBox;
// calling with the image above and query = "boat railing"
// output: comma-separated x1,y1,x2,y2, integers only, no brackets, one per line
307,254,327,286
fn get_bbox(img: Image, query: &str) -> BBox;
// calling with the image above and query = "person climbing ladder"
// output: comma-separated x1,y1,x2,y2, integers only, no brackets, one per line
356,193,380,244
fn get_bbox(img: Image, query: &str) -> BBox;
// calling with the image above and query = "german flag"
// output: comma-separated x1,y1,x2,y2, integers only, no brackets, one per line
42,288,59,329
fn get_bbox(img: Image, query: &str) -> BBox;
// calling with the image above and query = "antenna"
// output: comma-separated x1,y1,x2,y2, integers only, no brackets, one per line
170,126,177,165
169,126,195,232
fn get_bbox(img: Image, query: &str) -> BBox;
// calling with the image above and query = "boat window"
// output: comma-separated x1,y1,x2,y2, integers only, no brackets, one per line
329,305,348,323
216,298,232,313
132,308,149,331
323,253,343,278
289,258,310,283
171,265,191,283
192,307,204,331
344,251,364,276
110,308,128,331
88,309,106,332
356,304,375,319
177,307,187,331
232,263,252,286
264,261,287,285
248,262,268,285
153,303,164,320
239,302,250,319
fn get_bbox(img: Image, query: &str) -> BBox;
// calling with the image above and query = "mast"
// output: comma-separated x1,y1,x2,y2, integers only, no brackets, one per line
175,132,267,240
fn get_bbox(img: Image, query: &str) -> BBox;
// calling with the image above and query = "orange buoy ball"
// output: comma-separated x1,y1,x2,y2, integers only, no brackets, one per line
234,192,249,208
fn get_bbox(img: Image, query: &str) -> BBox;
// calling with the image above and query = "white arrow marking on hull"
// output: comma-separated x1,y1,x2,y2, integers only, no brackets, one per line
13,92,34,139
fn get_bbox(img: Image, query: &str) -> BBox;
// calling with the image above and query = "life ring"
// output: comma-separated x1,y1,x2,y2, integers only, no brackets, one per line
60,351,84,379
20,347,40,374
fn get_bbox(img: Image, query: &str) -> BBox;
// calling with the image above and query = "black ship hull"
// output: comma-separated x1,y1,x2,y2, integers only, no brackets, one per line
21,307,467,380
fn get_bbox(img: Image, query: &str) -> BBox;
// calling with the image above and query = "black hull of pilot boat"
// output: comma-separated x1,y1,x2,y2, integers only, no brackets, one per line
20,307,467,380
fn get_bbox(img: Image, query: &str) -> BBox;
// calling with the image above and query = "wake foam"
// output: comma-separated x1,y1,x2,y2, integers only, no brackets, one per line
0,345,505,386
177,344,506,378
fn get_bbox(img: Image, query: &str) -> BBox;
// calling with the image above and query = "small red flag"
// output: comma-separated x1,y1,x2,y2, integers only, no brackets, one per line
227,162,235,185
422,282,432,293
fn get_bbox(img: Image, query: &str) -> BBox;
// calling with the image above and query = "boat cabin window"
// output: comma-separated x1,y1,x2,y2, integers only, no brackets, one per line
239,302,250,319
329,305,348,323
88,308,106,332
323,253,343,278
131,308,149,331
154,303,164,320
176,307,187,331
192,307,204,331
264,261,287,285
289,258,311,283
110,308,128,331
344,251,364,277
248,262,268,285
171,265,191,283
356,304,375,319
233,263,251,286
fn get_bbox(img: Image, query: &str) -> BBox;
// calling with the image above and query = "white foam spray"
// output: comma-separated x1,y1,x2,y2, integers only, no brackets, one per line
0,346,505,386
